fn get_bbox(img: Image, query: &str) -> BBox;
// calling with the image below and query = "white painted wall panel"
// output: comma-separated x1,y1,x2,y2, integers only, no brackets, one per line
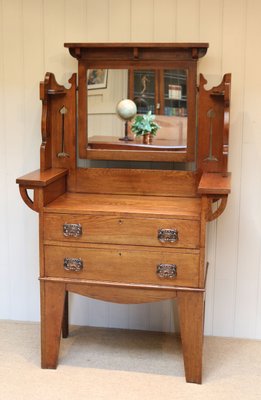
1,0,261,339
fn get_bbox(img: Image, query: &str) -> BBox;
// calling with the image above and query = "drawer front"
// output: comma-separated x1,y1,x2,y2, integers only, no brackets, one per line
43,214,199,249
45,245,199,288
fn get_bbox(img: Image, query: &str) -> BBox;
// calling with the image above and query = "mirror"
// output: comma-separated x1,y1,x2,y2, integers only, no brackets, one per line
87,68,188,153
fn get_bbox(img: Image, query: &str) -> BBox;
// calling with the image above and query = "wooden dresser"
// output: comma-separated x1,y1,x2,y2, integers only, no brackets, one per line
17,43,231,384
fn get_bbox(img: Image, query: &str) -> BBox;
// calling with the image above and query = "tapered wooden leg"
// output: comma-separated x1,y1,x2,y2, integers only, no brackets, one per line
62,291,69,338
40,280,66,369
177,290,204,384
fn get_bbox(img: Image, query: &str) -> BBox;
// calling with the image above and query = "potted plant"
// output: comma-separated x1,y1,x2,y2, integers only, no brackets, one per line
131,111,160,144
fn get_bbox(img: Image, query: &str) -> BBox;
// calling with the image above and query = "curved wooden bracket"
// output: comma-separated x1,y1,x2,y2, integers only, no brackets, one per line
207,195,228,221
19,187,39,212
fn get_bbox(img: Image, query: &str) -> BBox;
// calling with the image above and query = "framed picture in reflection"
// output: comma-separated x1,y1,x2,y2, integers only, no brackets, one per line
87,69,108,90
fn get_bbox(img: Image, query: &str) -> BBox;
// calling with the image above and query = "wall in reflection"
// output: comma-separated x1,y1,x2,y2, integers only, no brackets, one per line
88,69,128,139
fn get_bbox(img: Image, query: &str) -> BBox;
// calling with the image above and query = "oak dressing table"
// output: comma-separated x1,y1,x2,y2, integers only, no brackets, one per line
17,43,231,384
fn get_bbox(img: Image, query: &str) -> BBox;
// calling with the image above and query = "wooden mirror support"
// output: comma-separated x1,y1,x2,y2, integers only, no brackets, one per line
16,43,231,384
65,42,209,162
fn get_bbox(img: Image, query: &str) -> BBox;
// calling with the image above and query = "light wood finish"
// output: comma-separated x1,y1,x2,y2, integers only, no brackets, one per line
197,74,231,173
39,73,77,173
40,280,66,368
69,168,200,197
66,283,177,304
43,213,200,249
198,172,231,195
16,41,231,384
45,244,200,288
44,192,201,219
177,290,204,384
65,43,208,162
16,168,68,187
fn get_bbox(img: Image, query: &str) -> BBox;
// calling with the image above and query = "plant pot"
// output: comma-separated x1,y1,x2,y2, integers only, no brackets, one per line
142,133,153,144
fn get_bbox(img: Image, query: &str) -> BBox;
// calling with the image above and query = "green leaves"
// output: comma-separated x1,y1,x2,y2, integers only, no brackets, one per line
131,111,160,137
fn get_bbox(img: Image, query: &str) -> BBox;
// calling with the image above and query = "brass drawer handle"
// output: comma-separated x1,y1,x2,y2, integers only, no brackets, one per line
158,229,179,243
156,264,177,279
64,258,83,272
63,223,82,237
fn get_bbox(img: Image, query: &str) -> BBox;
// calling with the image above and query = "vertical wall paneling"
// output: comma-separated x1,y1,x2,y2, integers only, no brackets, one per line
0,0,10,319
109,0,131,42
154,0,176,42
213,0,246,337
86,0,110,42
21,0,45,319
131,0,154,42
256,256,261,338
128,303,150,331
64,0,86,75
108,303,129,329
3,0,28,319
198,0,223,335
234,0,261,338
176,0,200,42
0,0,5,173
1,0,261,339
43,0,66,84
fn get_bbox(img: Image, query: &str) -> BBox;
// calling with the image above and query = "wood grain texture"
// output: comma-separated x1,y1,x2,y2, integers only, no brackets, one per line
40,280,66,368
198,172,231,195
45,244,200,288
16,168,68,187
3,0,260,343
66,283,177,304
44,192,202,219
177,290,204,383
69,168,199,197
43,213,200,248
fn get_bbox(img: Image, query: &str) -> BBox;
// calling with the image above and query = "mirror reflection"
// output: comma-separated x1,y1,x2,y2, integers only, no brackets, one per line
87,69,188,151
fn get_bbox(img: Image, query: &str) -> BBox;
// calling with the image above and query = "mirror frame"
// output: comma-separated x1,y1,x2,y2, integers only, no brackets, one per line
65,43,208,162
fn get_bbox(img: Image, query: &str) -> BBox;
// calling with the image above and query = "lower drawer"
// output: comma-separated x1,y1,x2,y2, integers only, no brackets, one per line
44,245,200,288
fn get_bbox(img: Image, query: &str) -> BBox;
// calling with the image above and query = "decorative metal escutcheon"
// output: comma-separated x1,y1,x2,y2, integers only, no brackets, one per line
158,228,179,243
63,223,82,238
156,264,177,279
64,258,83,272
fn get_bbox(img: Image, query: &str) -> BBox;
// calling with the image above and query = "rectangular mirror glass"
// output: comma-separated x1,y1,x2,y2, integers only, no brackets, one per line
87,68,188,152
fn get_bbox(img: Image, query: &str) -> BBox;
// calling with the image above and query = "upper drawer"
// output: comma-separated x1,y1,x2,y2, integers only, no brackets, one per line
43,213,200,249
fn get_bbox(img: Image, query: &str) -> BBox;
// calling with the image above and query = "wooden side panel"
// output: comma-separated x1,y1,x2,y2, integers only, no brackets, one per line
40,73,77,173
69,168,199,197
197,73,231,173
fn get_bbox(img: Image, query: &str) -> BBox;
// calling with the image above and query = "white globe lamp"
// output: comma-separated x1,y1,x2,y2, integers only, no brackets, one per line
116,99,137,141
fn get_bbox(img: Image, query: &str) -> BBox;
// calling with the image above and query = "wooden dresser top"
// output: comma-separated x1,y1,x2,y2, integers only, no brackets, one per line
44,193,201,220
